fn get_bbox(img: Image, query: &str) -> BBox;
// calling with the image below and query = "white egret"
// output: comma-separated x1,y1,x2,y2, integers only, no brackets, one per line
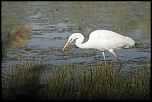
61,30,135,66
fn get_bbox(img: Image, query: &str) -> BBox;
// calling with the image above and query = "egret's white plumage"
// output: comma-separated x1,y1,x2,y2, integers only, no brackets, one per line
61,30,135,65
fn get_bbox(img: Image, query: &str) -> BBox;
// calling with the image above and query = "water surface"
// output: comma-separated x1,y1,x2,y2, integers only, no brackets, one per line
2,1,151,70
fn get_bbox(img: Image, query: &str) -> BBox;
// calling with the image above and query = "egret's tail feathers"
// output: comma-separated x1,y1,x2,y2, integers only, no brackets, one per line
124,37,135,48
124,44,134,48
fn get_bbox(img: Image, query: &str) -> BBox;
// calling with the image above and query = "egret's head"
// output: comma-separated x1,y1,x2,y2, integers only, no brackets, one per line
61,33,82,53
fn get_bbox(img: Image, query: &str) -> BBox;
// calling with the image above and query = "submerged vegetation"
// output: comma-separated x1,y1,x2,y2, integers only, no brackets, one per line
2,56,150,100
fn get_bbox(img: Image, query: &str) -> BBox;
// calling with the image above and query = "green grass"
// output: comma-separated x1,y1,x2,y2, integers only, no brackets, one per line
2,57,150,100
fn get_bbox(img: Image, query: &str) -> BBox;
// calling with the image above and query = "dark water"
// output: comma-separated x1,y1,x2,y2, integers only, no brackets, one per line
2,1,151,70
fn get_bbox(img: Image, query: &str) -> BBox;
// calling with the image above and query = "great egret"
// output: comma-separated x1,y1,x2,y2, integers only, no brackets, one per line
61,30,135,66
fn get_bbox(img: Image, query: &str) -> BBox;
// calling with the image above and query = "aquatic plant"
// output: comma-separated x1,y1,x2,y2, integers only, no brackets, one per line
2,57,150,100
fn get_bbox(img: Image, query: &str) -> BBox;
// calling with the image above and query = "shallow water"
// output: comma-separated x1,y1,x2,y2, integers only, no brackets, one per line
2,1,151,70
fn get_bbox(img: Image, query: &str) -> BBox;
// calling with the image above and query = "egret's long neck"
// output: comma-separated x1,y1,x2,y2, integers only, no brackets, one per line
75,37,91,49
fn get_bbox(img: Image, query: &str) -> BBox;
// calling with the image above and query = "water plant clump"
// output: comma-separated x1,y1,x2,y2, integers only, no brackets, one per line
38,62,150,100
2,57,150,100
2,56,44,100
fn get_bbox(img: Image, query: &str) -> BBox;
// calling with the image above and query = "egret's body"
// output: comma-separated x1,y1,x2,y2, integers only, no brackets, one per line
61,30,135,65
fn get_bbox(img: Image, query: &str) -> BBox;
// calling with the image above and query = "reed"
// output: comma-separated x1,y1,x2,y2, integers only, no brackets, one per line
2,56,44,100
38,61,150,100
2,58,150,100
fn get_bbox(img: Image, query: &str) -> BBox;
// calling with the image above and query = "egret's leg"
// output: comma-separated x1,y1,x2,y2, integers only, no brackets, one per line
102,52,107,66
108,49,122,63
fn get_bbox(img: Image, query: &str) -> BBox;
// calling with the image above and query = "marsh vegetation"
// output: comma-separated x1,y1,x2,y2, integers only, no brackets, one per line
2,56,150,100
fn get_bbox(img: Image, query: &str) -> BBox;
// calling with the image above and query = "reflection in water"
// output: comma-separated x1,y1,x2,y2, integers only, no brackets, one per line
6,25,32,49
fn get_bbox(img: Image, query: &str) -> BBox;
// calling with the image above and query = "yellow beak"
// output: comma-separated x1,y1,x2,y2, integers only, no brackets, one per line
61,39,72,53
